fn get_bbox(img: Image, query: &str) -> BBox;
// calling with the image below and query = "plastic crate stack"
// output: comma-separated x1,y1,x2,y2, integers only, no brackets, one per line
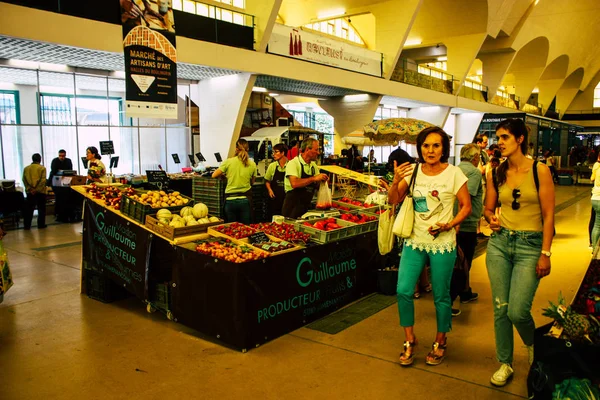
192,176,226,218
252,180,267,223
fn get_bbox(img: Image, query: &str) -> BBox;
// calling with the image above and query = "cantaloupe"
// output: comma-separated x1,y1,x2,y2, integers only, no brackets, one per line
180,206,193,218
192,203,208,218
169,219,185,228
157,209,172,220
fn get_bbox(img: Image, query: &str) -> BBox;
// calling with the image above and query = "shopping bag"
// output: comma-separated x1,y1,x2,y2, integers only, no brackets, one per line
315,182,332,209
393,164,418,238
378,204,396,255
0,240,13,297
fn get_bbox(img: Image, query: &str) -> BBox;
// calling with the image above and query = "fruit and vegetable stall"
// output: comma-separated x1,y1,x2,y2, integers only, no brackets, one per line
73,178,384,351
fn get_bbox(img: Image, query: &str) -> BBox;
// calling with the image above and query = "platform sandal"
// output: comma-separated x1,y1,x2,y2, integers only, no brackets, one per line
425,340,447,366
399,338,418,366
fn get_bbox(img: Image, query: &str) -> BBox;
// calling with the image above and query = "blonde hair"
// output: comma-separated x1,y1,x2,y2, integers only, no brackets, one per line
235,138,250,167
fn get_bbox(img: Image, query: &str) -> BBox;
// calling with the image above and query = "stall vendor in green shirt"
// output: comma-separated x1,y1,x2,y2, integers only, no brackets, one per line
264,143,288,218
281,138,328,219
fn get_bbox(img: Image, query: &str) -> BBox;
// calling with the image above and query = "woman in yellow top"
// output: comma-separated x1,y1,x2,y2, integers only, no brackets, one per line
212,139,257,224
484,118,555,387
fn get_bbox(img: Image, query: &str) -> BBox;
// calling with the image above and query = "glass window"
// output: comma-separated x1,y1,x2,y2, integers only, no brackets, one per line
42,126,78,174
139,127,167,172
221,9,233,23
172,0,182,10
1,125,43,186
40,95,75,125
232,0,244,8
0,90,19,124
183,0,196,13
166,128,189,173
196,3,209,17
233,12,244,25
594,81,600,108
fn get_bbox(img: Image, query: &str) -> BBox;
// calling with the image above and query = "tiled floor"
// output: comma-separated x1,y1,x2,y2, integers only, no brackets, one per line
0,185,594,399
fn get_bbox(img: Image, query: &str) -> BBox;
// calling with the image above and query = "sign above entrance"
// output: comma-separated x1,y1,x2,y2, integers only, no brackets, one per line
268,24,382,77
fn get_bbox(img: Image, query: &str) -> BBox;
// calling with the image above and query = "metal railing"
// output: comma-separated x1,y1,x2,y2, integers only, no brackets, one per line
172,0,255,27
563,109,600,114
457,83,489,102
390,58,456,95
490,93,521,110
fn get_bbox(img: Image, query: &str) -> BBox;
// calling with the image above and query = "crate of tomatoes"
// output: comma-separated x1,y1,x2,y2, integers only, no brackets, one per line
339,212,379,234
331,197,380,213
296,217,358,244
249,222,311,245
208,222,258,240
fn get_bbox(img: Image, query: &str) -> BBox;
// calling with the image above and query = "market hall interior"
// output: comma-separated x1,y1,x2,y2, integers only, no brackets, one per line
0,186,593,399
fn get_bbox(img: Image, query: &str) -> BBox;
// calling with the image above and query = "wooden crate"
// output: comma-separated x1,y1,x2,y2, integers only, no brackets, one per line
145,214,224,241
182,234,271,261
121,192,193,223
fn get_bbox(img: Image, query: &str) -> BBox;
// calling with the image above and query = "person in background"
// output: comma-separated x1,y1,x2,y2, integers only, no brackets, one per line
474,134,490,174
388,127,471,367
528,142,535,159
86,146,107,184
50,149,74,223
22,153,48,230
49,149,73,184
286,140,300,160
490,157,500,169
368,149,377,164
349,144,362,171
282,138,328,219
265,143,288,218
546,150,558,183
484,118,555,387
212,139,257,224
452,144,482,316
386,146,414,182
589,152,600,251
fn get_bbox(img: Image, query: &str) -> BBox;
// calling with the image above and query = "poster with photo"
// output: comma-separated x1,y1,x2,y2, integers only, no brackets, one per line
120,0,178,118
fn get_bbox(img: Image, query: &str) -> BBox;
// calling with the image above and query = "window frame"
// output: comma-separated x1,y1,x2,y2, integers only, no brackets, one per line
39,93,124,126
0,89,21,125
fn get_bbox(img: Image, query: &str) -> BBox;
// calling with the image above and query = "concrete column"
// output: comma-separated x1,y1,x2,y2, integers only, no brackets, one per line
445,112,483,165
319,94,382,135
479,51,515,101
197,73,256,162
245,0,282,52
407,106,450,127
444,33,487,87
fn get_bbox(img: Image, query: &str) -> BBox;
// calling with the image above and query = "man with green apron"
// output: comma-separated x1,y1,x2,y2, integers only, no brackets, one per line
282,138,328,219
265,143,288,218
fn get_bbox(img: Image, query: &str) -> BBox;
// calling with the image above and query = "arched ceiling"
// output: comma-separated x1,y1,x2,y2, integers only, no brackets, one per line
539,55,569,81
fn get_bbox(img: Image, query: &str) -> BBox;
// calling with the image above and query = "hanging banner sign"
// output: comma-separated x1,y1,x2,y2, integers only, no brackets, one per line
268,24,382,77
120,0,178,118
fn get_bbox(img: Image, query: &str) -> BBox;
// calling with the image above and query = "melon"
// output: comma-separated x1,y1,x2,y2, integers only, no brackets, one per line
208,216,220,222
186,219,199,226
169,219,185,228
158,217,170,225
157,209,172,220
180,206,193,218
192,203,209,218
184,215,196,224
199,217,210,224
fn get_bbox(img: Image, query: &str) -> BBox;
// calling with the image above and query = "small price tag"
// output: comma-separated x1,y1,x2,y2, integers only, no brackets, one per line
249,232,270,244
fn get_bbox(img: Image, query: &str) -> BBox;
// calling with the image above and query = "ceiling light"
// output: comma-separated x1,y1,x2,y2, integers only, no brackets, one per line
343,94,370,101
404,38,422,47
111,71,126,79
252,87,267,92
317,9,345,20
39,62,69,72
269,93,279,97
383,104,398,109
8,59,39,69
437,56,447,61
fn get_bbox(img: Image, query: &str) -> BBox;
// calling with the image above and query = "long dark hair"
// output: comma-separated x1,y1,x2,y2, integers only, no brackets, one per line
87,146,101,160
495,118,529,186
416,126,450,163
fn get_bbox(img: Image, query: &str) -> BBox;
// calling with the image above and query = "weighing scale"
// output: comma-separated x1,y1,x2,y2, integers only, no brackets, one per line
300,209,341,220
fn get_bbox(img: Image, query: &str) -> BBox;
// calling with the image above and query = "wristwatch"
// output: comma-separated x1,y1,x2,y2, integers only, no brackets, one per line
541,250,552,257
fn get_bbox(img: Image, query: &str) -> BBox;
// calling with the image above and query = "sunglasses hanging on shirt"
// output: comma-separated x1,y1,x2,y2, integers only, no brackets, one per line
512,189,521,210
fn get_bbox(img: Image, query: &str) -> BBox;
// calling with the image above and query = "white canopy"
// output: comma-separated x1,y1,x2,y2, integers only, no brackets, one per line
246,126,289,140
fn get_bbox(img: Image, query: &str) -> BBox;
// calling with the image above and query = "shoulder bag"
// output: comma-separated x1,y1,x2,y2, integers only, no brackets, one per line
392,164,418,238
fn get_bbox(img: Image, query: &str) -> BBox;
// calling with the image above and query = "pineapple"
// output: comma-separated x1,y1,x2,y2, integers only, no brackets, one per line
542,293,592,343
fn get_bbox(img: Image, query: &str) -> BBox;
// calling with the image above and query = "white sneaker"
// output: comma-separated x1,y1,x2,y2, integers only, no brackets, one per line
490,363,514,387
526,345,534,365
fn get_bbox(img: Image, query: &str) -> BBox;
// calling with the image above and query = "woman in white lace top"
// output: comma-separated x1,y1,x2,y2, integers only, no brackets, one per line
389,127,471,367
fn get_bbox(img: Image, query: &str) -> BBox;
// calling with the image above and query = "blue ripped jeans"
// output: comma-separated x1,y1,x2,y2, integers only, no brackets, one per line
486,227,542,364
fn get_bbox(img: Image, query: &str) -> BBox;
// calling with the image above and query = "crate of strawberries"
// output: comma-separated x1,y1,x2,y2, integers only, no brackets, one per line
296,217,358,244
339,212,379,234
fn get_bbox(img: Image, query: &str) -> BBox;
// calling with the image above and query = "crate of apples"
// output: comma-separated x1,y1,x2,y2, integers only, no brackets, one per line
85,184,135,210
195,237,268,263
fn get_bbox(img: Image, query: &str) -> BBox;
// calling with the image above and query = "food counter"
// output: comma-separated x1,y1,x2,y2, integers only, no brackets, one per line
73,181,382,352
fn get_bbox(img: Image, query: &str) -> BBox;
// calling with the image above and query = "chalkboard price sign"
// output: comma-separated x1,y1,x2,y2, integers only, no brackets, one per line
146,170,169,190
99,140,115,155
172,153,181,164
248,231,270,244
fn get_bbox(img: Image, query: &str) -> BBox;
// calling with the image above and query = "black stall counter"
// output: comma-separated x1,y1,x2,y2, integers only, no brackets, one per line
78,191,381,352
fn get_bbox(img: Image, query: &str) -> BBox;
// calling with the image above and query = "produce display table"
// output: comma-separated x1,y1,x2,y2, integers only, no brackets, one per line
73,186,381,351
